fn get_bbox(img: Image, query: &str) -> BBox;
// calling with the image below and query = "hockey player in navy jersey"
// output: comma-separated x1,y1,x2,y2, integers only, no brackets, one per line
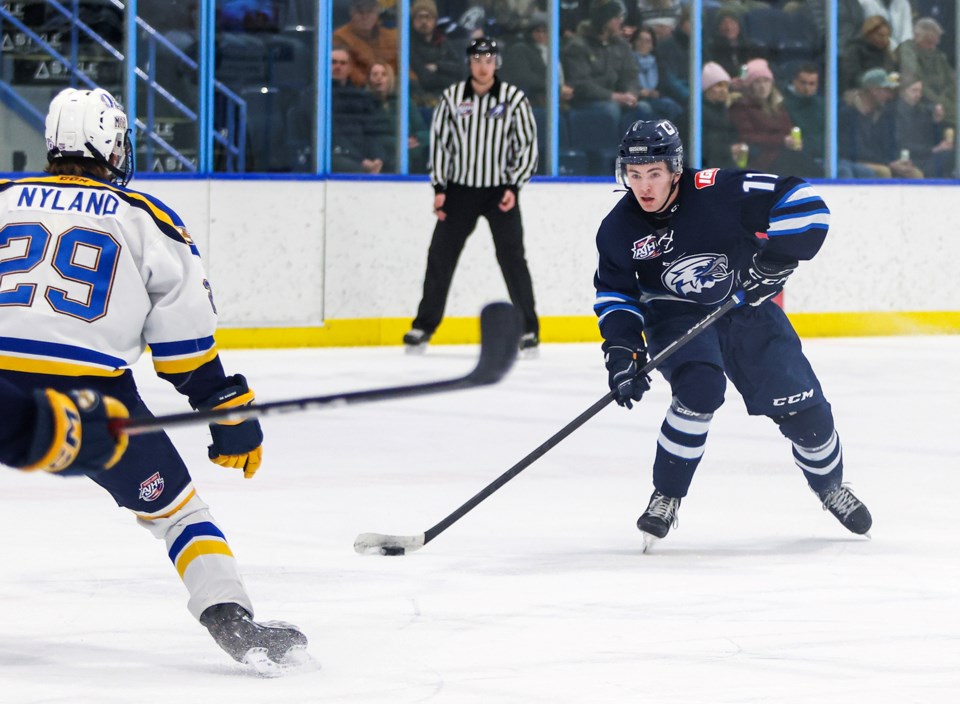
594,119,872,549
0,88,309,673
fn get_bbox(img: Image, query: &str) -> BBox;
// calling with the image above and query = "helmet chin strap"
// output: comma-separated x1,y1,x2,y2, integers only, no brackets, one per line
652,174,681,215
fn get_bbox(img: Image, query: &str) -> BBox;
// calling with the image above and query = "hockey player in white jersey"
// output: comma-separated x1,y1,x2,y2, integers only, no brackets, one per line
0,88,309,675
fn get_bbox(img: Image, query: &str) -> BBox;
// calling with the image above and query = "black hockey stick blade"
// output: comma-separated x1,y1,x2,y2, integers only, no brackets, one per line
354,292,745,556
116,302,521,436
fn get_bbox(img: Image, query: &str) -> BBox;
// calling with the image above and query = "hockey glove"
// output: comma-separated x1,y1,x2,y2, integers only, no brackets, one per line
196,375,263,478
20,389,129,476
605,346,651,409
740,252,798,306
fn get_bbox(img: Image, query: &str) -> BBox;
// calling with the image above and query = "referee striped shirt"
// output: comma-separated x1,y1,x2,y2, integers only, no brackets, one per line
430,77,538,191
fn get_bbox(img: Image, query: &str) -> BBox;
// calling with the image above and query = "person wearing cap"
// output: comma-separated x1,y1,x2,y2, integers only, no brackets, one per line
700,61,746,169
729,58,817,176
839,15,897,93
501,12,574,109
333,0,398,87
410,0,464,107
838,68,922,178
403,37,541,356
896,17,957,129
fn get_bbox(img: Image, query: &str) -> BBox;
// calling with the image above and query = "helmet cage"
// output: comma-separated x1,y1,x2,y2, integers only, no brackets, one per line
45,88,134,186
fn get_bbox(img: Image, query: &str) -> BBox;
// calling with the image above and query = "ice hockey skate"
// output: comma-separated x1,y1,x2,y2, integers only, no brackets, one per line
519,332,540,359
200,602,314,677
403,328,431,354
636,490,681,553
815,483,872,536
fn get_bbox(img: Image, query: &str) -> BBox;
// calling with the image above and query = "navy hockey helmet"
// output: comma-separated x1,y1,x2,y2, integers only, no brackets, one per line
616,119,683,188
467,36,502,68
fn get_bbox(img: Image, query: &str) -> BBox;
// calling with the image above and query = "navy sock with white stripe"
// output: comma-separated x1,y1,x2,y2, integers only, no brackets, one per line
773,402,843,494
652,399,713,498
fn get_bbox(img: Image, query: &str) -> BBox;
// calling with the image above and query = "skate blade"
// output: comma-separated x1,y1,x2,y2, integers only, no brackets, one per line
243,645,319,678
518,347,540,360
641,533,659,554
404,344,428,355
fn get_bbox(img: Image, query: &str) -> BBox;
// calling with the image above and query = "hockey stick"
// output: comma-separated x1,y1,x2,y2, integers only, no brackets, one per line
354,292,745,556
114,302,521,436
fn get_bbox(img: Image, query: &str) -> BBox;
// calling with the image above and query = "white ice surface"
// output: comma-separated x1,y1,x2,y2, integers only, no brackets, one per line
1,337,958,703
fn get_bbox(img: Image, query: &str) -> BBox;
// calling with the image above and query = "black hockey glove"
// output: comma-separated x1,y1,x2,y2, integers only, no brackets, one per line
195,375,264,478
605,346,651,409
739,252,798,306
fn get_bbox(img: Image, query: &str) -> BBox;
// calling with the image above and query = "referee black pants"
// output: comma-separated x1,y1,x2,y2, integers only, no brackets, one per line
412,184,539,336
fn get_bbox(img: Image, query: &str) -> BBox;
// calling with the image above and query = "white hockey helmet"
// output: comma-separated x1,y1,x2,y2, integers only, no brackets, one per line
45,87,133,185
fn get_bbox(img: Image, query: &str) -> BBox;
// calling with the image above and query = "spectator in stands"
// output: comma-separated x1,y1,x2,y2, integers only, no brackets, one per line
891,75,955,178
705,8,757,81
701,61,747,169
839,15,898,94
838,68,921,178
896,18,957,129
366,62,431,173
653,5,690,106
913,0,955,62
629,26,683,124
501,12,575,109
858,0,913,50
330,47,385,173
562,1,647,124
729,58,817,176
781,63,825,175
333,0,398,87
409,0,465,108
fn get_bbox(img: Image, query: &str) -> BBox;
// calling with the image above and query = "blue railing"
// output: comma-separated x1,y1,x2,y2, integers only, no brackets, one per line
0,0,246,172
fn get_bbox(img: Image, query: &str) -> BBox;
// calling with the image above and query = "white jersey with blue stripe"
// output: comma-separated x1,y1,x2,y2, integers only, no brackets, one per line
594,168,830,350
0,174,218,378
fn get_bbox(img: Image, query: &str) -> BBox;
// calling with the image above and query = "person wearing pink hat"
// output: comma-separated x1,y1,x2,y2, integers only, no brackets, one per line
701,61,748,168
729,58,817,175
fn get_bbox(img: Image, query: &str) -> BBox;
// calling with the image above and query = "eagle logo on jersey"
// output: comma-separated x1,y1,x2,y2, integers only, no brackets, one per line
632,235,660,260
138,471,165,502
661,254,734,304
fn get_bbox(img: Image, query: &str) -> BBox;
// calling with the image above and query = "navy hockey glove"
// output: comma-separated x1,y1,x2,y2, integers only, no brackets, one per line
196,375,264,478
20,389,129,476
605,346,651,409
740,253,798,306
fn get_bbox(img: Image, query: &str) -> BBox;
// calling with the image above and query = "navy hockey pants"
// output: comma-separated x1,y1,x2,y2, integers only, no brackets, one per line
0,369,193,514
643,300,825,416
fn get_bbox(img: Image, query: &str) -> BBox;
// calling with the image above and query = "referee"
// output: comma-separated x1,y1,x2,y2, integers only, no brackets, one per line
404,37,541,356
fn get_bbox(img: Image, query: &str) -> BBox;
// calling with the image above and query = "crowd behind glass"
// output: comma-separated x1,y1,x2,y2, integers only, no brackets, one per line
3,0,955,179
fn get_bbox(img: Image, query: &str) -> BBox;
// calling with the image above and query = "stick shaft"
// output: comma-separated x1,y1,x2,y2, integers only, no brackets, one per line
422,294,743,545
116,301,520,435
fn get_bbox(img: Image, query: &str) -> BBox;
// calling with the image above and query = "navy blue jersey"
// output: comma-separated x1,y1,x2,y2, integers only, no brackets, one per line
594,168,830,350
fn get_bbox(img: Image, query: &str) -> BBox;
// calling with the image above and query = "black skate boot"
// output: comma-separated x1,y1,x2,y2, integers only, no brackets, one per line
403,328,431,354
519,332,540,359
816,484,872,535
636,490,681,552
200,602,311,676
